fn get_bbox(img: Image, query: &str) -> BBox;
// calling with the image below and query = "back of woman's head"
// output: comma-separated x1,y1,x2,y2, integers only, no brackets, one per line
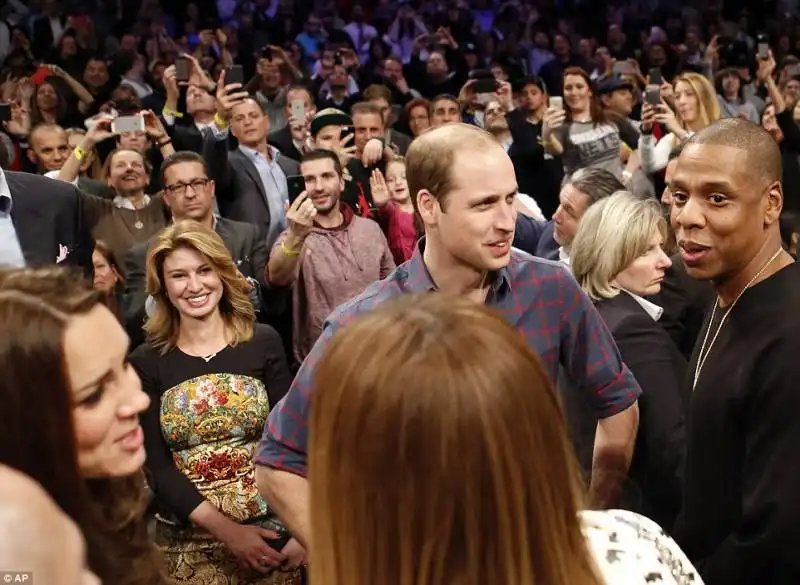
309,294,600,585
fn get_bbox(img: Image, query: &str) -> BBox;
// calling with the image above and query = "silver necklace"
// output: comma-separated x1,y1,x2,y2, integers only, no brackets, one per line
693,247,783,390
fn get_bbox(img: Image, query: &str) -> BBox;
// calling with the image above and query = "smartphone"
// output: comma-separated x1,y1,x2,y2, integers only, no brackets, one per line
0,103,10,123
31,66,51,86
788,63,800,77
224,65,244,86
473,77,499,94
334,51,343,66
287,175,306,204
477,92,494,106
549,96,564,110
613,61,635,75
757,33,769,60
427,34,440,46
175,57,190,83
260,45,273,61
112,115,145,134
290,99,305,122
340,125,355,142
648,68,662,86
645,87,661,106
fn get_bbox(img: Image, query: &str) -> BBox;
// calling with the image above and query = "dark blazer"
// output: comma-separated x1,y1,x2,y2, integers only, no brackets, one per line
122,217,271,350
596,291,688,530
7,170,93,277
268,126,303,162
651,254,713,360
208,139,300,239
387,129,412,156
512,215,560,261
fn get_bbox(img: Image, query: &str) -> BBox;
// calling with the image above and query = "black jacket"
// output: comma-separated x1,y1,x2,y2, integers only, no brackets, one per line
595,291,689,530
7,170,93,277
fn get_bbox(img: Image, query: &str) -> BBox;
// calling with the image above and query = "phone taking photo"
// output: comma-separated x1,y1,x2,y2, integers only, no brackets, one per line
112,114,145,134
648,68,663,86
757,33,769,60
287,175,306,204
290,99,305,122
549,96,564,110
175,57,190,83
224,65,244,86
645,87,661,106
613,61,635,76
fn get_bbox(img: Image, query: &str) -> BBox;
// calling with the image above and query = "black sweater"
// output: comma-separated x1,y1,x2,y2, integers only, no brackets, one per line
673,262,800,585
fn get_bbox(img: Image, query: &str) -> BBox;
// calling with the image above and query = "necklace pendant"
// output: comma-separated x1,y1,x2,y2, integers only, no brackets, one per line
134,220,144,230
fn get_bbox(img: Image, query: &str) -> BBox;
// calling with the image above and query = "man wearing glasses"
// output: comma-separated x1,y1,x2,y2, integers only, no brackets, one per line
122,151,271,349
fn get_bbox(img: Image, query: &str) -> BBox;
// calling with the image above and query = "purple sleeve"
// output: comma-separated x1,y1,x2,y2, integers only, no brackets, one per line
557,269,642,418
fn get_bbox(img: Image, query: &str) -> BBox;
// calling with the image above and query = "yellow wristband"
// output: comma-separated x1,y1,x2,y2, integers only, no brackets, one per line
73,145,86,161
214,113,229,129
163,107,184,118
280,240,300,257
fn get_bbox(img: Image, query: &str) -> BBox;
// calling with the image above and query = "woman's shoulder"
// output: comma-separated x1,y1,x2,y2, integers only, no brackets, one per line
250,323,283,347
579,509,703,585
128,342,162,365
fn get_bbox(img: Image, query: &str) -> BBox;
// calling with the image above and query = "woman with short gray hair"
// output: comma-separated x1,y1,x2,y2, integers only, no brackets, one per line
570,190,688,532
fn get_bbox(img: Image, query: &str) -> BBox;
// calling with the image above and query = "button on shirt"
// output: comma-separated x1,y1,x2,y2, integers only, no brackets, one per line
239,145,289,248
0,170,25,268
256,242,642,476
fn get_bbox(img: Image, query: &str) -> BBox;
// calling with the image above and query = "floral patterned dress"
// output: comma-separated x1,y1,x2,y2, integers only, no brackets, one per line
130,325,298,585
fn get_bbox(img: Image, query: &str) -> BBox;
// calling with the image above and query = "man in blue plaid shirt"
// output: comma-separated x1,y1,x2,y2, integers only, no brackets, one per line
256,123,641,546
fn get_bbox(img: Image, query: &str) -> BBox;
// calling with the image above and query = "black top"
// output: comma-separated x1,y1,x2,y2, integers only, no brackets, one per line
673,262,800,585
594,291,688,531
129,324,292,523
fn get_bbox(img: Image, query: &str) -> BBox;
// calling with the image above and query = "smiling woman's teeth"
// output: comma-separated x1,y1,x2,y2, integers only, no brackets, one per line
187,294,208,306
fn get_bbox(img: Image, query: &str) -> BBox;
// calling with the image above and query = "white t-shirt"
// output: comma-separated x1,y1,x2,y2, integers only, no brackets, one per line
581,509,703,584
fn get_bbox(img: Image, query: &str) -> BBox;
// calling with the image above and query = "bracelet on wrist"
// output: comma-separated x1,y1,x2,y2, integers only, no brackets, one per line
73,145,87,161
280,240,301,257
213,112,229,129
163,107,183,118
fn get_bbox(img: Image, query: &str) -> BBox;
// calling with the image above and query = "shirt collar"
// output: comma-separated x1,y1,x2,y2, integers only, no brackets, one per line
0,167,11,214
624,290,663,321
558,246,571,266
239,144,280,163
113,194,151,210
404,238,513,297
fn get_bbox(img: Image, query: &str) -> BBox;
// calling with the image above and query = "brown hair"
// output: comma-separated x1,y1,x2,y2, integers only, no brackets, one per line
144,220,255,354
362,84,393,103
350,101,384,119
562,67,607,125
0,267,167,585
93,240,125,322
101,148,152,184
309,294,601,585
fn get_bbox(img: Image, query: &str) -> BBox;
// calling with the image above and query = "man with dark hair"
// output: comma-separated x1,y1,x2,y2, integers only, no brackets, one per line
122,151,270,348
265,148,394,364
210,88,300,249
670,118,800,584
513,167,625,264
256,124,641,547
430,94,462,127
268,84,317,162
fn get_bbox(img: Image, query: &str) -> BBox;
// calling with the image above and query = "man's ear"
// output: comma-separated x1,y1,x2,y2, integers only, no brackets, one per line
765,180,783,227
27,149,38,166
416,189,438,228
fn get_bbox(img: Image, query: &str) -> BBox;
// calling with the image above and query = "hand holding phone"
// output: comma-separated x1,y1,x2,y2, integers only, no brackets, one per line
175,57,190,83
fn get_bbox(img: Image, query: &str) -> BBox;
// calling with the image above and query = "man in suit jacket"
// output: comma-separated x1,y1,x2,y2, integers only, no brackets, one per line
267,84,317,162
209,95,300,249
513,167,625,264
1,167,93,275
123,151,272,348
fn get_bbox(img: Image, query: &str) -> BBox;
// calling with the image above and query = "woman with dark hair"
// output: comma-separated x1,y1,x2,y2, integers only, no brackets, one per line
0,266,168,585
541,66,639,182
129,220,303,584
92,240,125,322
309,293,702,585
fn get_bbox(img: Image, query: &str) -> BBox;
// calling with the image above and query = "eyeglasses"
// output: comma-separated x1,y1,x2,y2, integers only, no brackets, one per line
165,178,210,194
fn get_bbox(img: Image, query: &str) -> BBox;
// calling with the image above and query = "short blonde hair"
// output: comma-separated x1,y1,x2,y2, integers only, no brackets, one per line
144,220,255,353
570,191,667,301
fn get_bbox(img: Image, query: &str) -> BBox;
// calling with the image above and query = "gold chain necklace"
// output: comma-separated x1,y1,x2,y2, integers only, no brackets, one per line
693,248,784,390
